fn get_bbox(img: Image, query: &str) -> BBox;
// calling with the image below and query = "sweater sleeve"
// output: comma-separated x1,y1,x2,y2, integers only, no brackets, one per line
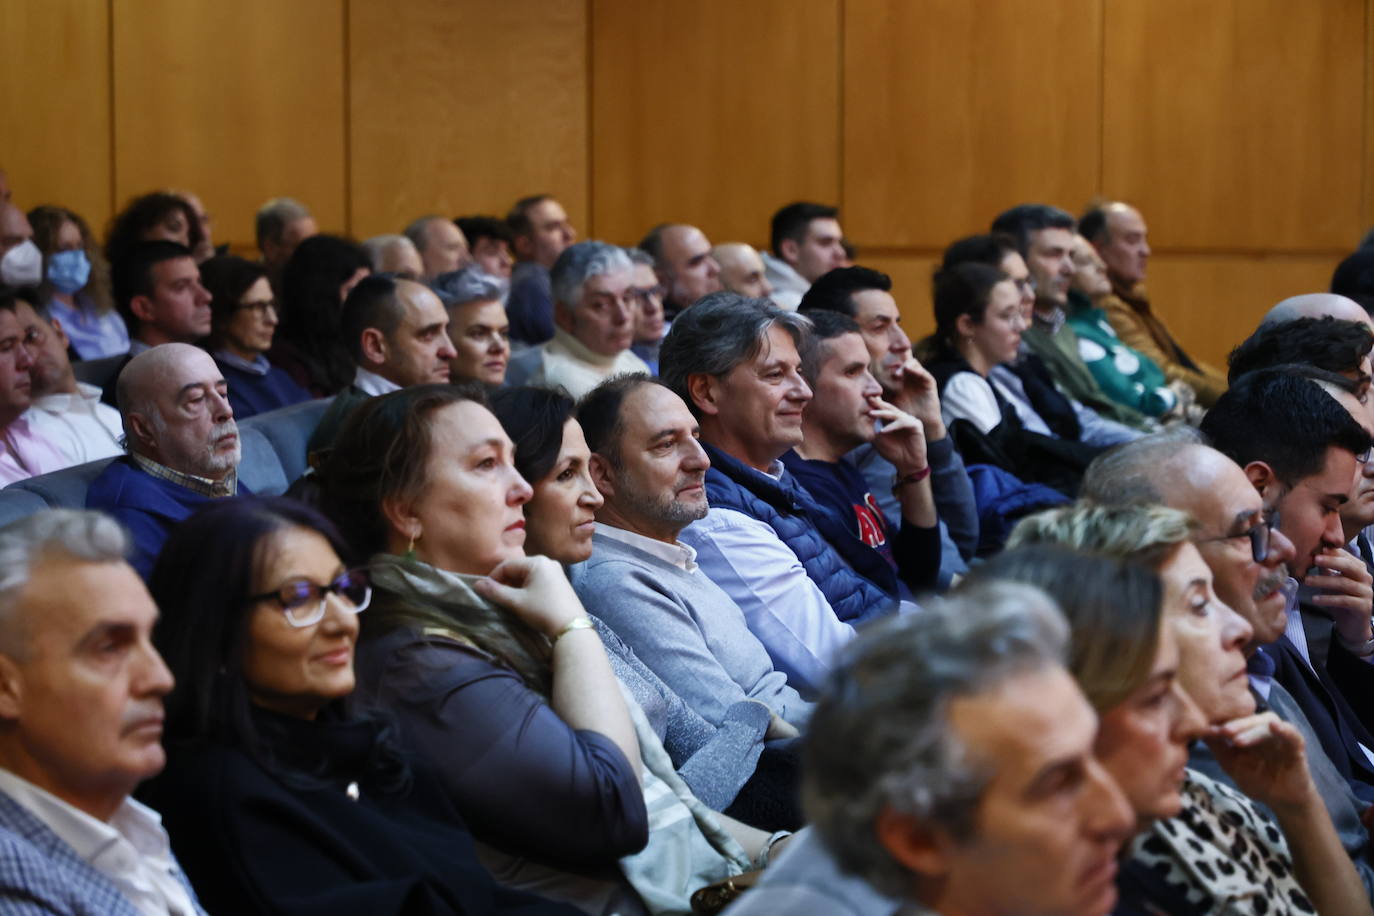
370,637,649,866
924,435,978,562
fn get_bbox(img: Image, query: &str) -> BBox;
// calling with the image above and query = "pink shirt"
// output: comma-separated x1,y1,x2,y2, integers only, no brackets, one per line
0,416,70,486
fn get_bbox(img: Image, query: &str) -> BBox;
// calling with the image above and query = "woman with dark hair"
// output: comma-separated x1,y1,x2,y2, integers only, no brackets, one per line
142,496,578,916
926,260,1100,496
320,384,782,915
489,385,804,831
28,204,127,358
982,504,1370,916
268,234,371,396
199,255,311,419
104,191,204,271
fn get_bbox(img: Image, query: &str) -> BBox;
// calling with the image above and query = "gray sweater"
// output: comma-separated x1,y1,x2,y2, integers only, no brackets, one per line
570,531,812,728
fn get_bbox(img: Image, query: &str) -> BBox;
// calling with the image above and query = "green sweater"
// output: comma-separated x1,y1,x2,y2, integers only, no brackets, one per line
1022,308,1152,431
1065,291,1177,418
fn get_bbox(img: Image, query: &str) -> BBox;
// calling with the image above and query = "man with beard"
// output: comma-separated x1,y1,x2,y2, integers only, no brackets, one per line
571,374,812,730
87,344,247,578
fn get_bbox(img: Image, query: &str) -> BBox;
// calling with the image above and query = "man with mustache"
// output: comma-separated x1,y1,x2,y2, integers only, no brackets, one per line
572,374,812,737
87,344,247,579
0,510,206,914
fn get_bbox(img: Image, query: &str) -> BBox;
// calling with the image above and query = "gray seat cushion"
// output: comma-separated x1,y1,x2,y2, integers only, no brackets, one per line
239,397,332,486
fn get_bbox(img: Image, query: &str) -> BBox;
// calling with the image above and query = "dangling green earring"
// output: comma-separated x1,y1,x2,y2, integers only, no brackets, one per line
404,530,418,562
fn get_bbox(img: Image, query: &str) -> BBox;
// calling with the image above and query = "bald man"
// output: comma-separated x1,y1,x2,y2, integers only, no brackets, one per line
87,344,246,578
1080,200,1228,406
712,242,773,299
1264,293,1374,331
640,223,722,317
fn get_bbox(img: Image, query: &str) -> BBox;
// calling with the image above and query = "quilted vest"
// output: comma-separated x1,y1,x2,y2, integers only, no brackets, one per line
700,442,896,624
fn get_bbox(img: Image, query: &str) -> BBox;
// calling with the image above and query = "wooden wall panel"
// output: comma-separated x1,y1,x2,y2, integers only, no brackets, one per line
1102,0,1364,252
0,0,112,231
843,0,1102,250
590,0,839,247
1142,254,1342,367
111,0,346,249
348,0,588,240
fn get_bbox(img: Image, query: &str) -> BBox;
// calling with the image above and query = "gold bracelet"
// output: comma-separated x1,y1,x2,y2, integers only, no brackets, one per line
553,616,595,644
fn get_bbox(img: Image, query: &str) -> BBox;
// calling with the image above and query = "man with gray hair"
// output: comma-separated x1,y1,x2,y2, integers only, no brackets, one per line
255,197,317,287
360,233,424,281
87,344,246,578
403,216,470,283
0,510,206,914
431,265,510,386
527,240,649,398
661,294,900,692
625,248,666,374
729,582,1132,915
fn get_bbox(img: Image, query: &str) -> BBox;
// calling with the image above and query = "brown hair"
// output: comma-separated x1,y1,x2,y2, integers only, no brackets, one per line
28,205,113,314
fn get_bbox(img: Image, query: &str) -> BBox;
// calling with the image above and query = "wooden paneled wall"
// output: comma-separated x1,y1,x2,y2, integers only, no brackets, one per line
2,0,1370,366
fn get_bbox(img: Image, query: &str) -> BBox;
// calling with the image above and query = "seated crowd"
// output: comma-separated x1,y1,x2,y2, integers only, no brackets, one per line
4,171,1374,915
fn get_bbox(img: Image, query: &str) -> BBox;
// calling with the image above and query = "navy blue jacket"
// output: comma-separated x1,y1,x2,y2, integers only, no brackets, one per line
701,442,897,624
216,358,313,421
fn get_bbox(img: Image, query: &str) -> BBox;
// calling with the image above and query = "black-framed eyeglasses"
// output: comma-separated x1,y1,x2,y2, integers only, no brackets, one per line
236,298,277,316
1200,509,1280,564
249,568,372,628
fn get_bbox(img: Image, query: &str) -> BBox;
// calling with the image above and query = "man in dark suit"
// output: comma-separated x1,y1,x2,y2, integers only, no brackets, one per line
0,510,205,913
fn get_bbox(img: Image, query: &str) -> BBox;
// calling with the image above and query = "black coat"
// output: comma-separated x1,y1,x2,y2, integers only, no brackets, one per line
142,709,579,916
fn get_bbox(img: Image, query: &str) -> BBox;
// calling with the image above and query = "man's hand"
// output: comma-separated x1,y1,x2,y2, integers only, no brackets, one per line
869,398,928,476
890,357,946,441
1305,546,1374,648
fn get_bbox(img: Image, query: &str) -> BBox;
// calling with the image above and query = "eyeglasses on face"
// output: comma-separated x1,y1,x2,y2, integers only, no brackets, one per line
248,568,371,628
1200,509,1280,564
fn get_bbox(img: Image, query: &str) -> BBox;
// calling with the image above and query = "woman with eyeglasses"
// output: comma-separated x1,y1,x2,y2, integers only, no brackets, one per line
141,497,579,916
199,256,311,420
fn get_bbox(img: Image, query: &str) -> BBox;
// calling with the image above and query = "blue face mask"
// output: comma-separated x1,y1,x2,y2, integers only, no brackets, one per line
47,249,91,295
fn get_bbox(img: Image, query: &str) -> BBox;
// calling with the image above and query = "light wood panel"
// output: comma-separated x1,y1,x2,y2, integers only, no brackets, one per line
0,0,112,230
1142,254,1343,367
348,0,588,240
111,0,346,249
590,0,839,247
1102,0,1364,252
843,0,1102,250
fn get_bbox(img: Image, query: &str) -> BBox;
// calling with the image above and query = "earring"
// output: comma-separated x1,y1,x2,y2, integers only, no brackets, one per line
405,529,419,562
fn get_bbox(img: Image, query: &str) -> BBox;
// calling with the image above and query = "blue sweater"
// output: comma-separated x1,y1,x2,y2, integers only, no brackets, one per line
216,358,312,421
700,442,896,624
86,457,249,579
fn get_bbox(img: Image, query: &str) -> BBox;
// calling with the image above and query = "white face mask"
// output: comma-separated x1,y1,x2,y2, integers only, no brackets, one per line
0,240,42,287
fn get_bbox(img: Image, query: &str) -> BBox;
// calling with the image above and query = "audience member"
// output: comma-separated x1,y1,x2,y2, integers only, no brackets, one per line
87,344,245,578
1263,291,1374,330
660,293,891,692
506,194,576,346
268,234,370,397
626,248,666,374
492,384,801,829
457,215,516,279
307,274,455,453
1065,233,1188,420
172,190,216,263
359,233,423,280
639,223,723,318
12,295,123,465
321,385,782,913
991,204,1151,430
730,582,1133,916
784,310,941,594
104,192,204,276
1080,200,1228,405
254,197,317,288
144,497,577,915
1228,316,1373,390
430,265,510,386
989,518,1370,916
571,375,812,727
528,241,650,398
712,242,773,299
199,255,311,420
0,292,65,483
0,510,205,915
761,202,846,310
27,204,127,359
0,203,40,289
403,215,470,282
1332,248,1374,317
798,265,979,585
